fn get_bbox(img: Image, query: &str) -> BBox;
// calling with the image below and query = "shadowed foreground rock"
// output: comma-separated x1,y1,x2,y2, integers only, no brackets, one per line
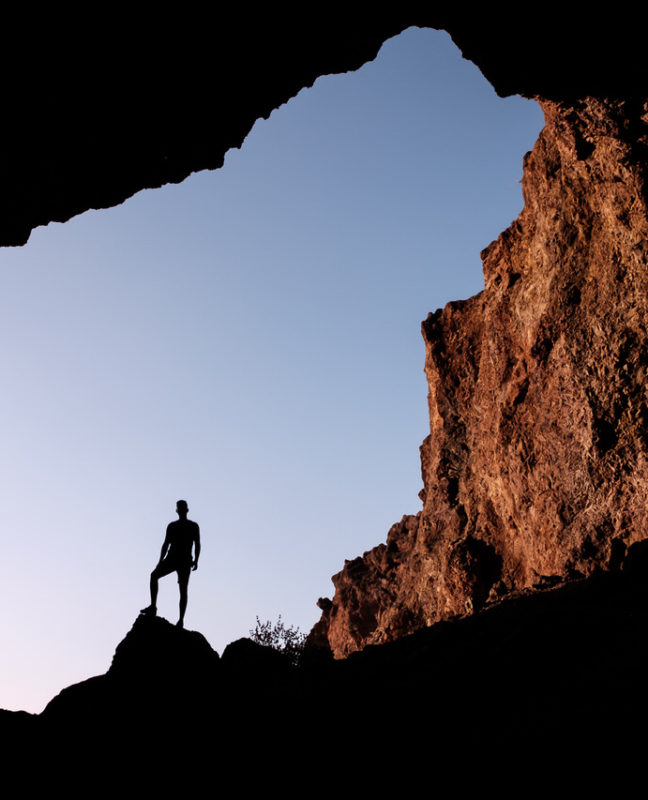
5,559,648,781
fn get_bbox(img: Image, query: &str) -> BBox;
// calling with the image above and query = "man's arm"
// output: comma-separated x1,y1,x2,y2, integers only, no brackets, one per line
157,526,171,565
192,524,201,571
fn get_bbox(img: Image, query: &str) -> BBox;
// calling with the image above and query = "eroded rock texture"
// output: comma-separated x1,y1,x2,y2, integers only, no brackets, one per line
316,97,648,656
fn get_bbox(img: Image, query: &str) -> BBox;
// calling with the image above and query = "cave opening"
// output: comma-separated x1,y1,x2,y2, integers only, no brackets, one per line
0,27,543,712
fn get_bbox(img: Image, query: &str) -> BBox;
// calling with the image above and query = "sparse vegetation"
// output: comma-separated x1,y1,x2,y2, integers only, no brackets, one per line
249,615,306,666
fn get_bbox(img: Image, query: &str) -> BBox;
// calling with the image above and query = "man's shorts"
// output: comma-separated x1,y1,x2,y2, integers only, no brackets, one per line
152,556,192,585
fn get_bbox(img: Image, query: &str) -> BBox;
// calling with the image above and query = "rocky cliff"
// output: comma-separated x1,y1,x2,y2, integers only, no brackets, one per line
314,96,648,656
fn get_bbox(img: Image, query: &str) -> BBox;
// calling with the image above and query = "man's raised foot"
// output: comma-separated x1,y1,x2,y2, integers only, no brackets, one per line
140,605,157,616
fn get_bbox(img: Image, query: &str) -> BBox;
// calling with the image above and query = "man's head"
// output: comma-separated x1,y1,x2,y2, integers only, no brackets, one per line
176,499,189,516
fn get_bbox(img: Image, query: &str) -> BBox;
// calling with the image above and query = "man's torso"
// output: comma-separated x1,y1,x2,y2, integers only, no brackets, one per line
166,519,198,563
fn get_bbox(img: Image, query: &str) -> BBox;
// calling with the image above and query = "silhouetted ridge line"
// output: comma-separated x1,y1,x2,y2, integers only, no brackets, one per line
2,561,648,780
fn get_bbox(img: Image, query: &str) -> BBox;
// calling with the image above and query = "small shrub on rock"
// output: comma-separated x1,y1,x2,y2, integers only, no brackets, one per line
249,615,306,666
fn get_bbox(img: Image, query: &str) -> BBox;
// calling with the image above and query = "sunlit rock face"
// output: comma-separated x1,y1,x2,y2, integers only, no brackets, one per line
317,97,648,656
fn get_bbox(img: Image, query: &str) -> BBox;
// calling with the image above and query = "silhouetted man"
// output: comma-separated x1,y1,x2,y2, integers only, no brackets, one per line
141,500,201,628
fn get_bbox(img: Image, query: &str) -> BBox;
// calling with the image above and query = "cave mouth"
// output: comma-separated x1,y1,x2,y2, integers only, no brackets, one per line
0,27,543,713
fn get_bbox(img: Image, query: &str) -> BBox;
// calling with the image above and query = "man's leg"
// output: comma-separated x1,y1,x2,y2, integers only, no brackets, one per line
141,561,173,615
177,568,190,627
150,570,159,607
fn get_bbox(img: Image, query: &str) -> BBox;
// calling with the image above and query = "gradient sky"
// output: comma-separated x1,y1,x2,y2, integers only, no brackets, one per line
0,28,543,712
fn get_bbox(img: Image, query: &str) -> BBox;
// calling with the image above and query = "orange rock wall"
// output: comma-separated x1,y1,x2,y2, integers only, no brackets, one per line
316,98,648,656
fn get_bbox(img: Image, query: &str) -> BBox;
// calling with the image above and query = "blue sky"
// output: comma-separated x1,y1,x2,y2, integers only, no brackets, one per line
0,27,543,712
